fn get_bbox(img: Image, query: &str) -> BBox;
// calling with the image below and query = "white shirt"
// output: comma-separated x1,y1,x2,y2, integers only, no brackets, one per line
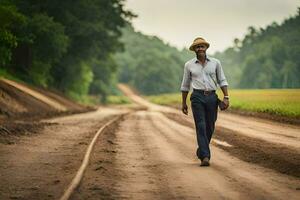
180,56,228,91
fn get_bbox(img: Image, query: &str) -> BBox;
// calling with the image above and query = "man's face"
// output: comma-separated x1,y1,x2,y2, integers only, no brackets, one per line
194,44,207,57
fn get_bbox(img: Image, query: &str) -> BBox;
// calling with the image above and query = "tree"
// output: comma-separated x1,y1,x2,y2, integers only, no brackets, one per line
281,61,298,88
0,3,26,66
1,0,134,102
26,13,68,86
214,9,300,89
114,24,193,95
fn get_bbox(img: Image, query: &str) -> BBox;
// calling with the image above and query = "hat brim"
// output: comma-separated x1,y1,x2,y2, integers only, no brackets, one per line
189,42,210,51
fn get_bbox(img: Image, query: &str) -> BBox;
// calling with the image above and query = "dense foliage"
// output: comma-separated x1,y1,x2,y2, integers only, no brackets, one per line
0,0,134,102
1,1,298,100
214,8,300,88
115,24,193,95
116,9,300,95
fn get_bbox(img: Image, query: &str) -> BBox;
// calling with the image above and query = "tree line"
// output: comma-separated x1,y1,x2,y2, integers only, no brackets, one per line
0,0,134,102
214,8,300,88
1,1,298,100
115,9,300,95
114,24,193,95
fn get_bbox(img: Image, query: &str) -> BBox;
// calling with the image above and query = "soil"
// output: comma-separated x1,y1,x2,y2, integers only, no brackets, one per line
0,80,56,118
72,110,300,199
0,82,299,199
0,107,128,200
0,120,55,144
0,78,91,119
163,112,300,178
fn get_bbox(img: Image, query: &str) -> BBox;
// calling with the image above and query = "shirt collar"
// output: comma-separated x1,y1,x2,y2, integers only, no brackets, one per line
195,55,210,63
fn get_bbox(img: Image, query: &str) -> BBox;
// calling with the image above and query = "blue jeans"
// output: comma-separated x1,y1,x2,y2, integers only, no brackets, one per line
190,90,218,160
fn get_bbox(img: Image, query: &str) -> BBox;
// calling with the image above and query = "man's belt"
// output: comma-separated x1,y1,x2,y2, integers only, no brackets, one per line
193,89,216,96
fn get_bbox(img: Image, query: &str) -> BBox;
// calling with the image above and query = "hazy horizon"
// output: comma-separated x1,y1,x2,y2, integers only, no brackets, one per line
125,0,299,53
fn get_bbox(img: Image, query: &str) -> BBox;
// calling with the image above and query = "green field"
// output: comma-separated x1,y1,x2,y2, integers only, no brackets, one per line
146,89,300,118
106,95,132,105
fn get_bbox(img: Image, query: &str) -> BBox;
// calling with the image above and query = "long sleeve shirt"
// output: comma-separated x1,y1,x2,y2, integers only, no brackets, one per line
180,56,228,92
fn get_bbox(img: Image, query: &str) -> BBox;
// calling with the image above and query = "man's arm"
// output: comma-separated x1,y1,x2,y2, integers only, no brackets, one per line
180,63,191,115
216,60,229,110
182,91,189,115
221,86,228,97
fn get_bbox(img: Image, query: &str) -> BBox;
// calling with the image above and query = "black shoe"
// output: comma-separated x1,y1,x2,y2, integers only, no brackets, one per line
200,157,210,167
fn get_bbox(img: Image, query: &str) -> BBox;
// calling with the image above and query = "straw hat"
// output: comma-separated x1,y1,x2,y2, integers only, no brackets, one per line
189,37,210,51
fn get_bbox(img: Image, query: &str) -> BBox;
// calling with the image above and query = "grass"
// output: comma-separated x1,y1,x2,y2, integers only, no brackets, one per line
221,89,300,117
81,95,132,106
106,95,132,105
146,89,300,118
146,93,192,105
0,69,132,106
0,68,24,83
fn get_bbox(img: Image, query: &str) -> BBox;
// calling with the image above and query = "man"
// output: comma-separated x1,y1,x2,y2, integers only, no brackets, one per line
180,37,229,167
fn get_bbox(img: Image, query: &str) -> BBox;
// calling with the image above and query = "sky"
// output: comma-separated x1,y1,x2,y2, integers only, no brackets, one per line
124,0,299,53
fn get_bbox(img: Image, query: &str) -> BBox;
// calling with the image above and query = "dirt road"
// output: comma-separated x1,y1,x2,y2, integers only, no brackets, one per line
0,84,299,199
0,107,128,199
72,110,299,200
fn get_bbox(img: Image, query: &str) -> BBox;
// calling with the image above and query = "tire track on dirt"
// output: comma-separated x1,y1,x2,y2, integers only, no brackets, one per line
113,111,175,199
0,107,127,200
71,111,175,200
117,111,225,199
118,84,300,199
68,109,299,200
147,111,300,199
69,114,126,200
163,112,300,178
60,115,125,200
147,112,274,199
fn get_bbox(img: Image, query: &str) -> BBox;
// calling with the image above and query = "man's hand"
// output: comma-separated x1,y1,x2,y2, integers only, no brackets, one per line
220,86,229,110
182,103,188,115
223,98,230,110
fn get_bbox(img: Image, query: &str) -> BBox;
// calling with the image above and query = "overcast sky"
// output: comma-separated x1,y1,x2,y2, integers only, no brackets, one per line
125,0,299,53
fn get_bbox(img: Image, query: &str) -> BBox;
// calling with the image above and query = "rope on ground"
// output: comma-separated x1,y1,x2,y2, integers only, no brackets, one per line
59,114,124,200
